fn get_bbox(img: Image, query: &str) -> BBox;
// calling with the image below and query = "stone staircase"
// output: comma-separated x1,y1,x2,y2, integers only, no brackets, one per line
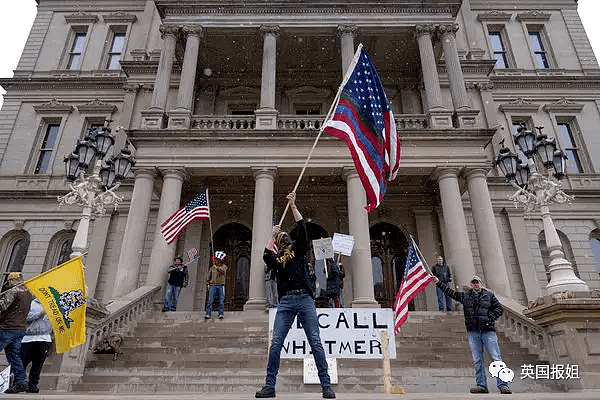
69,311,561,394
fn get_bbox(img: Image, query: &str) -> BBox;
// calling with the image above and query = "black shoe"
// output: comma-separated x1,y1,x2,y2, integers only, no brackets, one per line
322,386,336,398
500,386,512,394
27,386,39,393
218,314,224,319
161,308,168,312
470,386,489,394
255,385,276,398
5,383,27,393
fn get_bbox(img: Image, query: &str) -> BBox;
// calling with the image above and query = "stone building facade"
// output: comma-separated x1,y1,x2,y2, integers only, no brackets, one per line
1,0,599,314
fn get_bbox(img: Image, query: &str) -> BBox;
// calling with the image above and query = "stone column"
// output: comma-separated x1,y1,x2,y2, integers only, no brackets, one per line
169,25,203,129
255,25,279,129
344,168,379,308
112,168,156,298
146,169,187,289
433,168,476,288
465,168,511,297
142,25,178,129
244,168,276,311
85,214,112,298
338,25,357,75
414,25,452,128
414,209,439,311
438,24,479,127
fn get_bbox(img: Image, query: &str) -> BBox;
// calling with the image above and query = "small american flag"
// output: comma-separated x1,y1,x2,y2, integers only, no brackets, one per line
323,43,400,212
393,241,435,335
187,248,198,261
161,189,210,244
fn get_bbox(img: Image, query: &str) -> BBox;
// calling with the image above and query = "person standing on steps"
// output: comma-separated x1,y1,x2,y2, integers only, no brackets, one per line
255,193,335,399
162,256,188,312
432,255,453,312
205,251,227,319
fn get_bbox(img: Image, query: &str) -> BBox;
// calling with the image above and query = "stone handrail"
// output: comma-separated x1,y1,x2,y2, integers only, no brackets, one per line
278,115,323,130
56,285,160,391
191,116,255,130
496,295,550,361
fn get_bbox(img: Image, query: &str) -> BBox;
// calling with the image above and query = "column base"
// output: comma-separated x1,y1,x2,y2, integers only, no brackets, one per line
167,109,192,129
243,297,267,311
141,109,167,129
351,297,381,308
427,108,453,129
454,108,480,128
255,108,279,130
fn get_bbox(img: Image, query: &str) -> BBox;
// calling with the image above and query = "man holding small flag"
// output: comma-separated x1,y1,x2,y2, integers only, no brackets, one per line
161,188,210,244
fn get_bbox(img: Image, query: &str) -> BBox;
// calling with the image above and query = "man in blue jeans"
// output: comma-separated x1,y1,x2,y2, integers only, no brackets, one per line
256,193,335,399
0,272,34,394
434,275,511,395
205,251,227,319
432,255,453,311
163,256,188,312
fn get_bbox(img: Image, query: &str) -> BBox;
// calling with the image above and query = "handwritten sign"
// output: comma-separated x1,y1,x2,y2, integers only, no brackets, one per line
332,233,354,256
0,365,10,393
269,308,396,359
312,237,334,260
304,358,338,384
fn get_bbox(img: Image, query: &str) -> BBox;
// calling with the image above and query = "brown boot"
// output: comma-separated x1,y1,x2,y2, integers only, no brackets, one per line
470,386,489,394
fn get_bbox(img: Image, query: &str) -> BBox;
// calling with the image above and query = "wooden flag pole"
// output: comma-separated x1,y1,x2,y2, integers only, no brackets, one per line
206,188,215,256
410,235,434,276
277,45,364,227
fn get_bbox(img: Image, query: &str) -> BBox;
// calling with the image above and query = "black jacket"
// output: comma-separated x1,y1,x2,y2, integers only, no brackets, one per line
264,220,313,299
432,263,452,283
436,281,503,332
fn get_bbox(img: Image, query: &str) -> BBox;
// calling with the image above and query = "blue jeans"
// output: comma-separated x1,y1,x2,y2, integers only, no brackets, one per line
164,284,182,310
265,293,330,389
206,285,225,317
467,331,508,390
0,330,27,385
265,280,278,309
436,286,452,311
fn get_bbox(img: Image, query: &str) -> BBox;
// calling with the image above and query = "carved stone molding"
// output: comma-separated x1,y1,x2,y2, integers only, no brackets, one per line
33,99,74,114
477,11,512,22
542,97,585,113
474,82,494,91
437,24,459,38
182,25,204,37
337,25,358,39
498,97,540,112
414,24,436,38
77,98,118,114
516,11,551,22
15,176,50,190
260,25,280,38
102,12,138,24
64,12,99,24
159,24,180,39
13,220,25,230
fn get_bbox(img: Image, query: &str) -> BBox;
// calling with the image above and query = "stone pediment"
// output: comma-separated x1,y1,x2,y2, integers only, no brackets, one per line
498,98,540,112
102,12,138,23
516,11,551,22
64,12,99,23
77,98,118,114
285,86,331,99
477,11,512,22
542,98,584,113
33,99,74,114
219,86,260,98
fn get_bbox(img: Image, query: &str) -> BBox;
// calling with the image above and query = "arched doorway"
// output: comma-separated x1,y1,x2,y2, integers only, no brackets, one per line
369,223,409,308
212,223,252,311
291,222,330,307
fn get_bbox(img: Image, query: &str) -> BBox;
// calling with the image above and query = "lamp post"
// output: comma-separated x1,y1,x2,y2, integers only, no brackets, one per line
58,121,135,258
495,124,588,294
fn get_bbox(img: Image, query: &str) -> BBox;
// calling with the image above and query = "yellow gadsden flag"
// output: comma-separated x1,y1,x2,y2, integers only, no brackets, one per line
24,256,87,354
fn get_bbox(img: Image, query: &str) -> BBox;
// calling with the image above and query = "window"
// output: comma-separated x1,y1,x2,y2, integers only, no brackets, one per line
557,122,584,174
43,230,75,272
528,31,549,69
295,104,321,115
489,31,509,68
590,230,600,275
106,31,126,70
6,238,30,273
57,238,74,266
34,123,60,174
539,230,579,282
67,31,88,70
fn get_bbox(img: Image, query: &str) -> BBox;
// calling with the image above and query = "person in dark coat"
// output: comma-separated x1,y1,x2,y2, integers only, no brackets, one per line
432,255,453,311
325,258,342,308
434,275,511,395
162,256,188,312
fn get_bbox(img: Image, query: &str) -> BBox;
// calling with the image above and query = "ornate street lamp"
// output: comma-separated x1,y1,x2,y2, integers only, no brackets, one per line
58,121,136,258
495,125,588,294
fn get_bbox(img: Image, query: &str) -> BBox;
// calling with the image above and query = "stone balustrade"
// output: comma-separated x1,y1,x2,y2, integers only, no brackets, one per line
191,116,256,130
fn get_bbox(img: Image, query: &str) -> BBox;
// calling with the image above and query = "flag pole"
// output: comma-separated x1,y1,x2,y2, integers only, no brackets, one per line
410,235,434,275
277,44,364,227
206,187,215,255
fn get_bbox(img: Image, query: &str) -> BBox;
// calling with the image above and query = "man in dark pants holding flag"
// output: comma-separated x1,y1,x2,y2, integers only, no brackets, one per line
255,193,335,399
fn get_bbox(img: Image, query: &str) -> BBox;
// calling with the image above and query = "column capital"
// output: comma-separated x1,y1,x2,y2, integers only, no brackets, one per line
260,25,280,38
159,24,179,39
252,167,277,180
342,166,359,182
337,25,358,38
474,81,495,92
133,167,157,180
182,24,204,37
432,167,461,182
437,23,459,38
463,167,491,181
159,168,188,182
414,24,436,38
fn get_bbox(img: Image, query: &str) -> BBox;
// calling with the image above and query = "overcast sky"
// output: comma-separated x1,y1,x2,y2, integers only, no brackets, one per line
1,0,600,107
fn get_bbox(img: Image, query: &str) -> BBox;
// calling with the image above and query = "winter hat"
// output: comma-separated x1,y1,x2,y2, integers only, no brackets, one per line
7,272,23,281
470,275,483,284
214,251,226,262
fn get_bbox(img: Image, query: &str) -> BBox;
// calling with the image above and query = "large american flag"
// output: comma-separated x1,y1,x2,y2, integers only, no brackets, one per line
161,189,210,244
393,241,435,335
323,43,400,212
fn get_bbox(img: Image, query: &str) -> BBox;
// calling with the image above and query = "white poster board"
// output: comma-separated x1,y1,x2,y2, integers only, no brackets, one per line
332,233,354,256
312,237,334,260
269,308,396,359
303,358,338,384
0,365,10,393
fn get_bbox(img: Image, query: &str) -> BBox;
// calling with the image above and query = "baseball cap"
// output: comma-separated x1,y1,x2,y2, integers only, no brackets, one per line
471,275,483,284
